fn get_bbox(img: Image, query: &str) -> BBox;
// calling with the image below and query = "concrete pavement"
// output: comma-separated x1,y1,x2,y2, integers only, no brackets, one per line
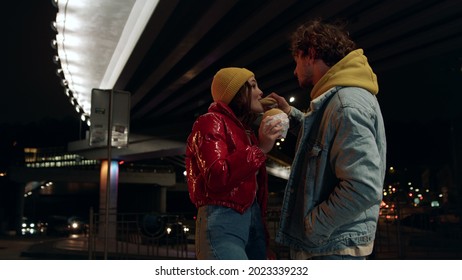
0,236,37,259
0,234,196,260
2,230,461,260
0,235,88,260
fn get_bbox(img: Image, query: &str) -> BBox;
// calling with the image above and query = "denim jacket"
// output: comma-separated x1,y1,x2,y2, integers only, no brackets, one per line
276,86,387,255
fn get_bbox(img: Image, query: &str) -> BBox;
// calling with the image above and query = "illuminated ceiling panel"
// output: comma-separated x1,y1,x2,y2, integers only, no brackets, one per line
53,0,158,125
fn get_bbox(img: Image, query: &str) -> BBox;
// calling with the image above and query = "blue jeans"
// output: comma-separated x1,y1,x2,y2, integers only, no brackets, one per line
195,201,266,260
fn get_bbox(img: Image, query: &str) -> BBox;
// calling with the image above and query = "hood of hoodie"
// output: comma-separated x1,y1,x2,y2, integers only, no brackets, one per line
310,49,379,99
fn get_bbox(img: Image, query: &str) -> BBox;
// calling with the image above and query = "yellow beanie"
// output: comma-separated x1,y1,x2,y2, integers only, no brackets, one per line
211,67,254,104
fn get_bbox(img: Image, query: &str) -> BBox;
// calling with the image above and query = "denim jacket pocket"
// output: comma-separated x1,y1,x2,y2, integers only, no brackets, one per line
303,143,330,246
304,214,329,246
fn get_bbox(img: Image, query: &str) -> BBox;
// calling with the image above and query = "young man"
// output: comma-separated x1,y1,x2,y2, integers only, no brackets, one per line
270,19,387,260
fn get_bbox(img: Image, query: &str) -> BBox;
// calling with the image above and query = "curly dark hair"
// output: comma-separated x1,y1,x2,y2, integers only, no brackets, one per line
290,18,356,67
228,81,258,127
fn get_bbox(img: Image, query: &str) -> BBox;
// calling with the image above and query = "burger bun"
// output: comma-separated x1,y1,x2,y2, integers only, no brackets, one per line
263,108,285,119
259,97,278,108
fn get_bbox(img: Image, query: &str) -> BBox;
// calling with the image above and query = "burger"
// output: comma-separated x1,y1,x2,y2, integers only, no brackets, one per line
259,97,278,108
262,108,289,139
262,108,285,119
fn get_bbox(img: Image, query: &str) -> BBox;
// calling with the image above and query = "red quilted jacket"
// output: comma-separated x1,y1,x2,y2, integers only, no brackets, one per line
185,101,268,219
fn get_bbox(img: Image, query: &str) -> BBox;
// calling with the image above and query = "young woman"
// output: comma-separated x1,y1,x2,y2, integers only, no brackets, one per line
185,67,282,259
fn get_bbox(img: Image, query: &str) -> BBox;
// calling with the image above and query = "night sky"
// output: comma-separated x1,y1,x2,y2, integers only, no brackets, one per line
6,2,78,125
3,2,80,149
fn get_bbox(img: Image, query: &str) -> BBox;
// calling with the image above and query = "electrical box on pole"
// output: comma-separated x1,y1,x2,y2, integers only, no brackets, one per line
89,89,130,148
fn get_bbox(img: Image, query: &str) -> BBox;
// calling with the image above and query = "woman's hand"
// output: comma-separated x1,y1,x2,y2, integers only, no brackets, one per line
258,117,283,153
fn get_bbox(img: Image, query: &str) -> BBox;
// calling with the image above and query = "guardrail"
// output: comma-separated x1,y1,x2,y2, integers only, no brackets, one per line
87,210,194,259
86,207,462,259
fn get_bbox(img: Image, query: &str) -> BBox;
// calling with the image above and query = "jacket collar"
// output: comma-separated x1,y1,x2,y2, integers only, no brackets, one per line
208,101,250,131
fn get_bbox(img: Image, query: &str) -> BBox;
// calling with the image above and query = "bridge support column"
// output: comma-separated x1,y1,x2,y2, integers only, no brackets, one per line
98,160,118,243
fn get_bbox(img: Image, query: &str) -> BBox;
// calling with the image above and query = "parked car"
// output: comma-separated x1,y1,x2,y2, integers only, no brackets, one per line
139,213,190,244
45,215,88,236
21,217,47,236
67,216,89,235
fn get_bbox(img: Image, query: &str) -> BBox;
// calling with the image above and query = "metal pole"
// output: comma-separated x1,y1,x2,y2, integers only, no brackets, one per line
88,207,93,260
104,90,113,260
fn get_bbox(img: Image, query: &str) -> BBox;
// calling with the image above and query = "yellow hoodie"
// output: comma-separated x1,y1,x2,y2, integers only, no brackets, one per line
310,49,379,100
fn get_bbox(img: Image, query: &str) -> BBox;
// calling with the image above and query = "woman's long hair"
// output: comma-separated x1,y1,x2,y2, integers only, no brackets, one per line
228,81,258,127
